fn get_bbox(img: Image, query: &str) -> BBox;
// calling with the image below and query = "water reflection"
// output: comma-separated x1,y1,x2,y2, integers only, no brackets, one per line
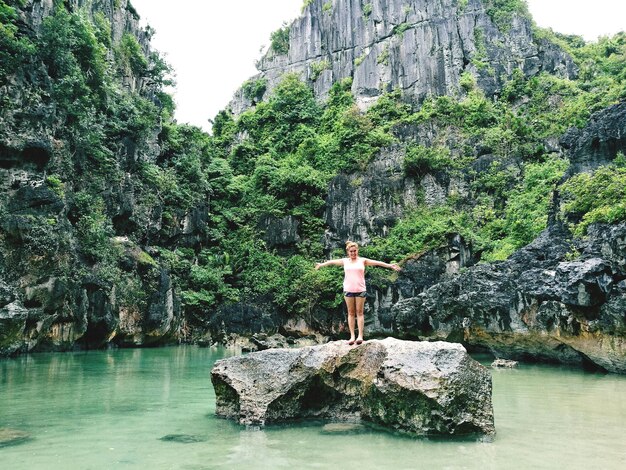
224,428,291,469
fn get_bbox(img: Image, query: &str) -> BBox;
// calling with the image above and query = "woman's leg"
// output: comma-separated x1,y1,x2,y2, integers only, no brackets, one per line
344,296,356,343
355,297,366,342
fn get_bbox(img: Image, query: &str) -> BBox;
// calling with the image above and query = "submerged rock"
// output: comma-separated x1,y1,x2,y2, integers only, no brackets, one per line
159,434,207,444
211,338,494,437
491,359,519,368
320,422,367,434
0,428,31,447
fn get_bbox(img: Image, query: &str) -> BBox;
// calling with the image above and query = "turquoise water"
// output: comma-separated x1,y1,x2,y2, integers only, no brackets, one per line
1,346,625,470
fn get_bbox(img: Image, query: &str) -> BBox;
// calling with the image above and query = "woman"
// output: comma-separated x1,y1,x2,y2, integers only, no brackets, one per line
315,241,401,345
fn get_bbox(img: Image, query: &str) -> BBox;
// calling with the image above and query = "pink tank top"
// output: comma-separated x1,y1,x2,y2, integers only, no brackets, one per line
343,257,366,293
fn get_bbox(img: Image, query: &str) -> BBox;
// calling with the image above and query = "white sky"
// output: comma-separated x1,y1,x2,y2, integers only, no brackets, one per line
130,0,626,132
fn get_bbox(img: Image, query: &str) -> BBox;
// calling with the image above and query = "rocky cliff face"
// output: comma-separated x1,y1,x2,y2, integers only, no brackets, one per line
323,145,419,248
357,102,626,373
560,102,626,175
1,0,150,147
230,0,576,115
0,0,184,355
387,222,626,373
250,82,625,375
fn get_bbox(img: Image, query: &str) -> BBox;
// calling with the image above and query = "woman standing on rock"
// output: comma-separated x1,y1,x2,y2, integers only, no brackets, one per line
315,241,401,345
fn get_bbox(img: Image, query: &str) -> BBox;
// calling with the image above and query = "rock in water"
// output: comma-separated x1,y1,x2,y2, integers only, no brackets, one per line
0,428,31,447
159,434,206,444
491,359,519,368
211,338,494,437
320,422,367,434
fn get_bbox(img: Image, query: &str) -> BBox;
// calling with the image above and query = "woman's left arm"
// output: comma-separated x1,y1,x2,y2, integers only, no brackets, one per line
364,258,402,271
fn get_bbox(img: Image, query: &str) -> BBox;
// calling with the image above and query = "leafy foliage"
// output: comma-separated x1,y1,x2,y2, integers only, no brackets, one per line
481,158,569,260
403,145,454,177
484,0,530,32
242,77,267,103
310,59,330,80
560,156,626,236
270,23,290,55
0,0,36,83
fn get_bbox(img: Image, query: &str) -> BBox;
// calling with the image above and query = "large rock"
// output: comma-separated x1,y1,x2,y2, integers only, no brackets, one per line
0,301,30,356
0,428,31,448
211,338,495,437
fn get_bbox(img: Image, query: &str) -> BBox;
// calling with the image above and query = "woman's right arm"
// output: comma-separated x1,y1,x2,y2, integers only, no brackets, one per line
315,259,344,270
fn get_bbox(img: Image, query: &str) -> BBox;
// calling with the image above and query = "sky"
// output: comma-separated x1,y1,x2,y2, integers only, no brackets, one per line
130,0,626,132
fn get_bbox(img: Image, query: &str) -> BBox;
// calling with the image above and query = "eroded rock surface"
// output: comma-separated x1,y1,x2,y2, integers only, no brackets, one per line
389,223,626,373
230,0,575,116
211,338,494,437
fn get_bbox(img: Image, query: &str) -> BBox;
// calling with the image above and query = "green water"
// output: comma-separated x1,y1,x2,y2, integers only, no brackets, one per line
1,346,625,470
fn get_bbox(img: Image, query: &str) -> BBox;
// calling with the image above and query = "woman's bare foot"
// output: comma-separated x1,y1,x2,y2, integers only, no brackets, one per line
348,338,356,345
356,338,364,345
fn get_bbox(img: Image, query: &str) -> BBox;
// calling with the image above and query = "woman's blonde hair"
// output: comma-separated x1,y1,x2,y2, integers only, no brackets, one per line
345,240,359,251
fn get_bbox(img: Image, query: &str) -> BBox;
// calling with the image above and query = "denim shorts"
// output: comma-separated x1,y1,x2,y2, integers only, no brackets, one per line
344,291,367,298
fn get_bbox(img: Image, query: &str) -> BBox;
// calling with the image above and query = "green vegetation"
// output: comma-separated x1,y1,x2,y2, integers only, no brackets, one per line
377,45,389,65
0,1,35,82
364,206,481,262
270,23,290,55
116,32,148,76
403,145,454,177
363,2,372,18
393,23,411,37
481,158,569,260
309,59,330,80
471,27,490,70
484,0,531,32
242,77,268,102
560,154,626,236
0,2,171,325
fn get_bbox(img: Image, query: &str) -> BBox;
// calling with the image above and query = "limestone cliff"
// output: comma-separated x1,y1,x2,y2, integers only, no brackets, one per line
324,101,626,373
222,0,626,373
0,0,181,355
230,0,575,115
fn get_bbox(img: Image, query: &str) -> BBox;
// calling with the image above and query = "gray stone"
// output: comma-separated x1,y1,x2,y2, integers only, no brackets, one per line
211,338,494,437
323,145,417,250
0,427,31,448
561,102,626,175
491,358,518,368
259,214,301,249
555,258,613,307
0,301,29,356
159,434,207,444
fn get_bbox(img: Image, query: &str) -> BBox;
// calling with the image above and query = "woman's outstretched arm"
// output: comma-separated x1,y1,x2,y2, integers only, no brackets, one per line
364,258,402,271
315,259,344,270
